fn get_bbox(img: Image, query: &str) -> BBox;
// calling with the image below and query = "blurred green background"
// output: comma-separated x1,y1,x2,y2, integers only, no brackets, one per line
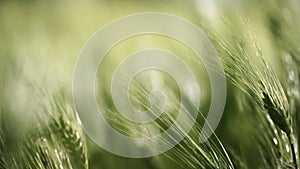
0,0,298,169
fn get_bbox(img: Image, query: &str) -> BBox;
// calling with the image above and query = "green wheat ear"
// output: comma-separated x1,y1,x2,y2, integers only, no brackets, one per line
22,137,72,169
195,13,298,168
102,77,234,169
50,106,88,169
262,92,290,135
41,94,89,169
0,90,89,169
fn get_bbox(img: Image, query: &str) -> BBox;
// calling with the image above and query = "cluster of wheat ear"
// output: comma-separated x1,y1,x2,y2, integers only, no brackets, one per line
1,0,300,169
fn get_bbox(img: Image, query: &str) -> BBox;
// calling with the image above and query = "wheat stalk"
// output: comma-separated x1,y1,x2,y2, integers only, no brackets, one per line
102,77,234,169
195,12,298,168
0,91,89,169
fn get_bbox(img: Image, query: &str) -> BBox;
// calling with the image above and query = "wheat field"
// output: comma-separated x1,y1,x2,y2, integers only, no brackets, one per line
0,0,299,169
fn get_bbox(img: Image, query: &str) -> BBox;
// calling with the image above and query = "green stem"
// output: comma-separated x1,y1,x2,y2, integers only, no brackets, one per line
288,133,298,169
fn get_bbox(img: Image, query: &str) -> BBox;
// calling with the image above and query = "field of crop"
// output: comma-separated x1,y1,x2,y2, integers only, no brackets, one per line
0,0,299,168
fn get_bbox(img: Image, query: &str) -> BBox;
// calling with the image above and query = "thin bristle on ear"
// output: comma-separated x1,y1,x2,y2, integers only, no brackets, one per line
195,12,298,168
